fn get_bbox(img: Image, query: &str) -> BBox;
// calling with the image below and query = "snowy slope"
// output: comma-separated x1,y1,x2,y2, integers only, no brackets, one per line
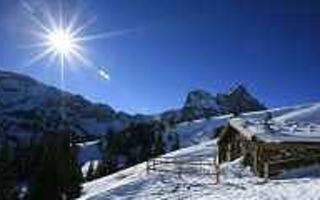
231,102,320,143
167,115,230,147
274,103,320,123
78,102,320,200
80,114,230,176
79,140,320,200
166,102,320,148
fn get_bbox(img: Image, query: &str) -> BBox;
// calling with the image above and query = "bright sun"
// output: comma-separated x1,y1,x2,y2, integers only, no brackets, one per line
23,5,134,81
48,29,74,55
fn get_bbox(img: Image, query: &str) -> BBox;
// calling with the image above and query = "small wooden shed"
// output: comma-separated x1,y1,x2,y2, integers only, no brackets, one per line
218,118,320,178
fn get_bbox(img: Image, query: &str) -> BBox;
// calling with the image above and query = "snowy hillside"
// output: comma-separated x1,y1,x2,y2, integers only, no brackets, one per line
166,102,320,148
79,140,320,200
231,103,320,143
79,102,320,174
165,115,230,148
78,102,320,200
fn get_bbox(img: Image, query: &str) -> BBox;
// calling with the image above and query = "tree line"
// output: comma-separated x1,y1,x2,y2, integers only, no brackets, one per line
0,132,83,200
86,121,179,181
0,120,180,199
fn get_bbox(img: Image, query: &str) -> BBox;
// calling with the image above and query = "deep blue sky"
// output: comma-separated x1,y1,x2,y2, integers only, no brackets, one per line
0,0,320,114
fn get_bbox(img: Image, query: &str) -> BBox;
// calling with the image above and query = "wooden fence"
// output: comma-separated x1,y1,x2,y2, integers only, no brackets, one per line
146,156,220,184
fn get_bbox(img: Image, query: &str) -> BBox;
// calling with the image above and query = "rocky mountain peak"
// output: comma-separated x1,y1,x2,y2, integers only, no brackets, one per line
229,84,248,95
184,89,218,109
224,84,266,113
160,85,266,124
184,85,264,112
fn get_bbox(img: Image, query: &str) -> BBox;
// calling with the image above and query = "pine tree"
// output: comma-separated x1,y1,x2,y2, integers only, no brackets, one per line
28,133,83,200
0,120,17,200
64,144,83,199
153,132,165,157
86,162,95,181
171,132,180,151
0,142,18,200
28,136,60,200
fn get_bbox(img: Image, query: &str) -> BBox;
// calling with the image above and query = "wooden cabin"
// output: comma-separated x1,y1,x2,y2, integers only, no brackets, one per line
218,117,320,178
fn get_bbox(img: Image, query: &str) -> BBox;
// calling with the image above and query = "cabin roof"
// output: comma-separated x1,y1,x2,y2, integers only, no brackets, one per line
229,103,320,143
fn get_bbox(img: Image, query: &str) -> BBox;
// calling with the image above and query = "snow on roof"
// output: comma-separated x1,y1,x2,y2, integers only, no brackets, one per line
230,103,320,143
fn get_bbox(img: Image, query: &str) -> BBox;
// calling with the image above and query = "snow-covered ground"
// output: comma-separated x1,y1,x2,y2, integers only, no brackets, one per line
78,139,320,200
171,115,230,147
169,102,320,148
78,102,320,200
231,103,320,143
78,102,319,165
79,113,230,176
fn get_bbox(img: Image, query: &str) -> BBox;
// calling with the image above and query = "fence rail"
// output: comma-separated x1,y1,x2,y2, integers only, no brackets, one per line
146,156,220,184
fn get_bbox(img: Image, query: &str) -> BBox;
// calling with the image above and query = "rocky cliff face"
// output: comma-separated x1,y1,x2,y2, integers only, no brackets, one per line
0,70,131,143
161,85,266,124
185,85,265,113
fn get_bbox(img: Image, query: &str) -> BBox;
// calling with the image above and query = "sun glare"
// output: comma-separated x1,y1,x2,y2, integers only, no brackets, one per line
48,29,74,55
22,3,136,82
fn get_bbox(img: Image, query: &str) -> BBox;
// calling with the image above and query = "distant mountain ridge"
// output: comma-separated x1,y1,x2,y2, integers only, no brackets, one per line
160,85,266,124
0,70,132,143
185,85,264,112
0,70,265,143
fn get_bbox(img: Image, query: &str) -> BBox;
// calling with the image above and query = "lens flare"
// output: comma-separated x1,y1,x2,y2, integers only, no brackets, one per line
99,69,110,80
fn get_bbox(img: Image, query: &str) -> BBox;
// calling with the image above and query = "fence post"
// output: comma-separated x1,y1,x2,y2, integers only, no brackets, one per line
253,145,259,176
214,156,220,184
176,158,182,179
146,159,150,175
263,161,269,182
153,158,156,171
